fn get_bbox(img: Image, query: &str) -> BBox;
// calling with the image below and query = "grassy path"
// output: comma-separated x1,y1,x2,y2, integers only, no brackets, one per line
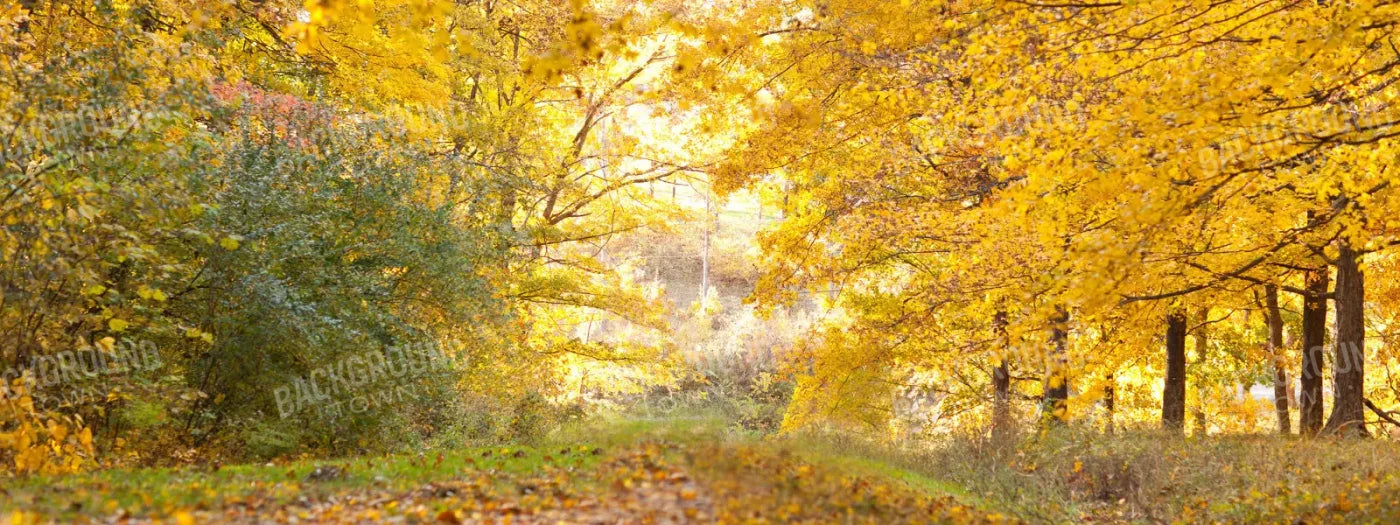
2,418,1008,524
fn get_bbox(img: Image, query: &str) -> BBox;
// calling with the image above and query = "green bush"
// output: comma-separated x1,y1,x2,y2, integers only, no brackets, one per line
147,87,515,460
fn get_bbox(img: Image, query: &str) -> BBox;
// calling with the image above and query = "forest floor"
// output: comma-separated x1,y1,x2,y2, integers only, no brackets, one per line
5,416,1400,524
1,417,1003,524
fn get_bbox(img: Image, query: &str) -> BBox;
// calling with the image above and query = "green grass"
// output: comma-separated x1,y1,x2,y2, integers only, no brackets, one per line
796,425,1400,523
545,412,735,449
41,414,1399,524
1,443,607,520
4,414,998,522
1,414,723,519
785,442,988,505
737,428,1023,519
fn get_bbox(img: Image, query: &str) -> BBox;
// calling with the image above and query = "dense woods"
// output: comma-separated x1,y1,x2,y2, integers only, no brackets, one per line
5,0,1400,522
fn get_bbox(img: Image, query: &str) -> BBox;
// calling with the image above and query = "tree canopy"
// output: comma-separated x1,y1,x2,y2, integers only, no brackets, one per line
5,0,1400,479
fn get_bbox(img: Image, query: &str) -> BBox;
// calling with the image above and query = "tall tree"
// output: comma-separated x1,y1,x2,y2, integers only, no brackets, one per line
1163,311,1188,432
1300,264,1330,436
1044,307,1071,426
1324,242,1368,437
992,310,1012,439
1265,285,1290,434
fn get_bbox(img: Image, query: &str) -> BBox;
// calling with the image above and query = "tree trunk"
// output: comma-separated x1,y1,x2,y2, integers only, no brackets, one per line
1265,284,1291,434
992,310,1012,440
1323,243,1368,437
1103,373,1116,435
1192,307,1209,435
1163,311,1187,432
1300,263,1328,436
700,193,711,302
1044,306,1069,425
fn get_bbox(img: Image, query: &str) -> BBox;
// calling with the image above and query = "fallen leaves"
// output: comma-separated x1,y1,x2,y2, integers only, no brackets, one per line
4,439,1011,524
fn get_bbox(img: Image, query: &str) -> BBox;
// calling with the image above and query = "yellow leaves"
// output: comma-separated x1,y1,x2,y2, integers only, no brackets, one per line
672,48,701,75
1,387,94,476
524,52,575,83
136,285,167,302
1002,154,1022,172
525,0,611,83
704,0,1400,435
565,6,605,59
46,420,68,442
77,427,92,450
185,327,214,344
219,236,241,251
108,318,129,332
290,0,342,52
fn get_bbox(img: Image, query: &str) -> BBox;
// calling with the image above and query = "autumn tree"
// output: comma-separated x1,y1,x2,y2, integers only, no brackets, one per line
694,0,1400,437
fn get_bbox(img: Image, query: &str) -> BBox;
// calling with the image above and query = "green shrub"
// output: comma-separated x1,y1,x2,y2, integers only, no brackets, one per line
117,399,168,430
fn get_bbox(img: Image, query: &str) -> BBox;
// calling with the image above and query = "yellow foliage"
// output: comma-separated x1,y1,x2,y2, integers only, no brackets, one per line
0,380,94,476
